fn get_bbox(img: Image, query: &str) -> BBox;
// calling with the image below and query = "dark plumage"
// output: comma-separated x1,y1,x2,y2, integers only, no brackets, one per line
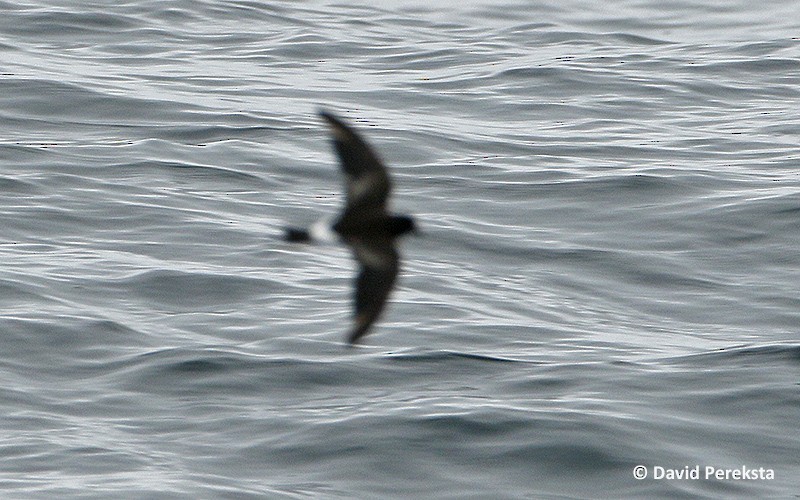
285,111,416,344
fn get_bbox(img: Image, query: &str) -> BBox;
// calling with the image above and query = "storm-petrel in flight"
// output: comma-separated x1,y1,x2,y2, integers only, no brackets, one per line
285,111,416,344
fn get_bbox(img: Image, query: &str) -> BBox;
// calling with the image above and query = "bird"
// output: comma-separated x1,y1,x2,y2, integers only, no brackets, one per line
285,111,416,344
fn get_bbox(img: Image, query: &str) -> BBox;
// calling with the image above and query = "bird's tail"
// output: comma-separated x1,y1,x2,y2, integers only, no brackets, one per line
284,227,311,242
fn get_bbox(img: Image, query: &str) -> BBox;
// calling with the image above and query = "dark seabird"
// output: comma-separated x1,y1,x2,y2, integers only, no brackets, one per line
285,111,416,344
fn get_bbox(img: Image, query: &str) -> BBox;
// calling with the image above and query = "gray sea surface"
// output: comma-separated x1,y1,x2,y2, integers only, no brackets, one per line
1,0,799,498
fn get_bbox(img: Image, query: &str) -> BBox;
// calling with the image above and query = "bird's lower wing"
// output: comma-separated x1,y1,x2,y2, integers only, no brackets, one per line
348,245,399,344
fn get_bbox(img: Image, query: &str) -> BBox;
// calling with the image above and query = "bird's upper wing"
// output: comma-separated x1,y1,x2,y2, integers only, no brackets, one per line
347,239,399,344
320,111,391,212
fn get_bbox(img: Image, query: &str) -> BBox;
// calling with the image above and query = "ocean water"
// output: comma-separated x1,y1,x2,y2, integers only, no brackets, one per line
1,0,799,498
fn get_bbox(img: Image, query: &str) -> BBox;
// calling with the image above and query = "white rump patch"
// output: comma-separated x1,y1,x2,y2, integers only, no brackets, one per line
309,218,338,244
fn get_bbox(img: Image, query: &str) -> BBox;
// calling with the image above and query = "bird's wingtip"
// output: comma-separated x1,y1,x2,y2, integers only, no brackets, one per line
318,109,337,123
319,109,346,128
347,320,372,345
318,110,351,142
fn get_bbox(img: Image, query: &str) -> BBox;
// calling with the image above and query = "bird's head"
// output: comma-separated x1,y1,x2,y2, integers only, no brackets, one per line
389,215,417,237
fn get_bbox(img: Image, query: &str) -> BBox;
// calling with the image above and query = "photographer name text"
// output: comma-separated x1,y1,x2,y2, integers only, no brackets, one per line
633,465,774,481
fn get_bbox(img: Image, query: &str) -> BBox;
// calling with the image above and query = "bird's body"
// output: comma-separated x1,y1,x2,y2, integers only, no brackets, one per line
285,111,416,344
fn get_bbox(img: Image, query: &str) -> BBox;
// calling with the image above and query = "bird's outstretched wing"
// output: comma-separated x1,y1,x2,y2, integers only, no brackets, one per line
319,111,391,213
347,240,399,344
